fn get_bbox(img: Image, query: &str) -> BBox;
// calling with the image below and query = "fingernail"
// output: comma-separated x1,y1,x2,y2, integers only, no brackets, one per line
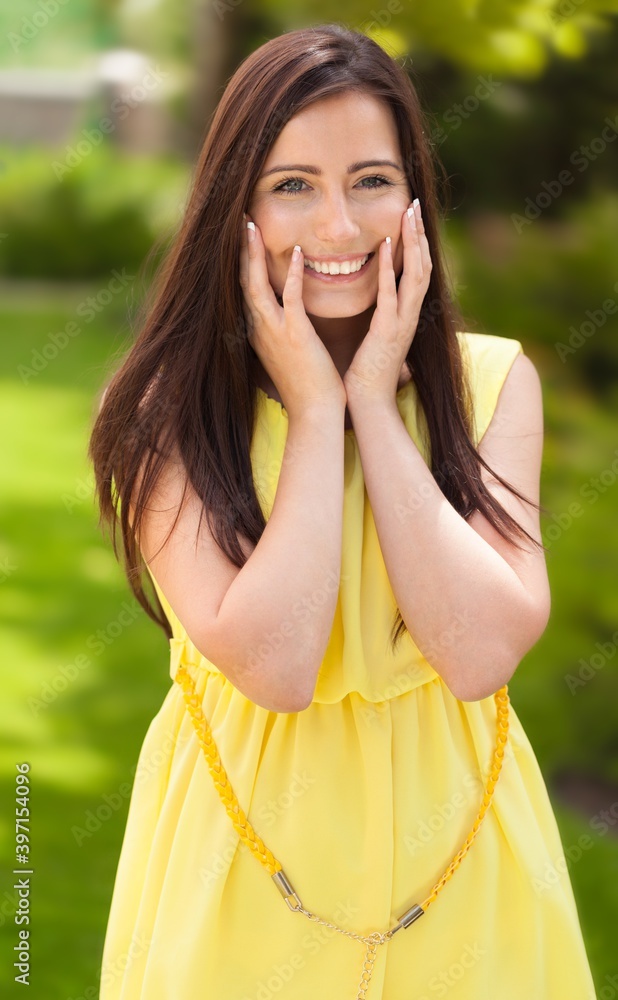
407,205,416,226
413,197,420,213
385,235,392,254
246,220,255,242
292,244,301,262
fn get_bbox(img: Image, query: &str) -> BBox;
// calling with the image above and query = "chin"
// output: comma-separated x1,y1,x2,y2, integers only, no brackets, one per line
307,286,378,309
274,291,376,315
308,305,375,320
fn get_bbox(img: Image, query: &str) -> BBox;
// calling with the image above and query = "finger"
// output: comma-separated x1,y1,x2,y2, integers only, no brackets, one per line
281,243,308,318
411,200,432,279
377,235,397,312
239,217,258,332
239,229,250,296
245,219,279,320
397,202,429,326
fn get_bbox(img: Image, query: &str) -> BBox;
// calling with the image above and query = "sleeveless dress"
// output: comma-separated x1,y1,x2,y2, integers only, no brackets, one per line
99,331,597,1000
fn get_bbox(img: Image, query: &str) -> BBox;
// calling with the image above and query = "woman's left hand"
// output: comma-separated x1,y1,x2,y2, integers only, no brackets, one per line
343,199,432,402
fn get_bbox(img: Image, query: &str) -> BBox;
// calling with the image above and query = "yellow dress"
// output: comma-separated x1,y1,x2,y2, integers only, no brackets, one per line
100,331,597,1000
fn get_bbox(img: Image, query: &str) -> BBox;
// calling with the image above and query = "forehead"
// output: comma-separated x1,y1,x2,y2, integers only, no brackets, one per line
264,91,400,162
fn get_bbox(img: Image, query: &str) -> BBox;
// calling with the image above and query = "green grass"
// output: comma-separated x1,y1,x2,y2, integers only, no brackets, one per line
0,275,615,997
0,284,171,997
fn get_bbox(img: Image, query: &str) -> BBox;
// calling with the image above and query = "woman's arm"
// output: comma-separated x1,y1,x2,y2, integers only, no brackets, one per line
346,353,551,702
133,399,346,713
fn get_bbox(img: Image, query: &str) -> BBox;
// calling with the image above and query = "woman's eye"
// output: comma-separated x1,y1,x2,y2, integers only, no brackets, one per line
272,175,392,195
359,175,392,190
273,176,305,195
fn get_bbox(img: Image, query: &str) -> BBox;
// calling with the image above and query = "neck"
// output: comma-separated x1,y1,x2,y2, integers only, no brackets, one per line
305,306,375,381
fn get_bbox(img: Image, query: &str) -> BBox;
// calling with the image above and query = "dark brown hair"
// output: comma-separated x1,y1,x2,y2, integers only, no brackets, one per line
88,22,547,650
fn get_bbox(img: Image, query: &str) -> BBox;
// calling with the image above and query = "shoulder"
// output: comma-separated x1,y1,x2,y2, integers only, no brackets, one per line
456,331,541,445
487,350,543,444
456,330,524,375
497,350,542,405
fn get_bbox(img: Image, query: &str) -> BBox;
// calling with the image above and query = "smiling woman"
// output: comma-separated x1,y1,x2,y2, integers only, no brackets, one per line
88,22,597,1000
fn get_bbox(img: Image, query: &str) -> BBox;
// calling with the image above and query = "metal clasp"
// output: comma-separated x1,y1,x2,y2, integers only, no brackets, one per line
389,903,425,936
271,869,303,911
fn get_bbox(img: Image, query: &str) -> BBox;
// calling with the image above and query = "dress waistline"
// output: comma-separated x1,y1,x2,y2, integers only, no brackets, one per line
168,635,440,704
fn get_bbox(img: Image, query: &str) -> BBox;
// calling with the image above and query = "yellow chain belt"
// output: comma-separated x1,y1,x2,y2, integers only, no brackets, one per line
174,665,510,999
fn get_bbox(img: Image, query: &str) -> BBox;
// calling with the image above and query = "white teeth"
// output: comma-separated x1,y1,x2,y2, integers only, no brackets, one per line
304,254,370,275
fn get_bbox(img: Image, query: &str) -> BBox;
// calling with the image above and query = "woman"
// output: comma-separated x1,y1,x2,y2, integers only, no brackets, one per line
89,23,597,1000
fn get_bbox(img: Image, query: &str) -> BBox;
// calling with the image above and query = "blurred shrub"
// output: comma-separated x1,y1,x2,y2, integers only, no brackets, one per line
444,189,618,401
0,142,190,279
439,198,618,788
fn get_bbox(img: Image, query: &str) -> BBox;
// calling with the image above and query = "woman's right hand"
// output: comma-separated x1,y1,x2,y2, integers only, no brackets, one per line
239,215,347,418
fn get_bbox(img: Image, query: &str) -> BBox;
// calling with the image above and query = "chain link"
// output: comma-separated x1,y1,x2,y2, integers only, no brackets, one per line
292,905,393,1000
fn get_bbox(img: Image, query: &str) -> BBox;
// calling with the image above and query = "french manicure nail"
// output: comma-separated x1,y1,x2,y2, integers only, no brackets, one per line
385,235,392,254
247,220,255,242
413,197,420,212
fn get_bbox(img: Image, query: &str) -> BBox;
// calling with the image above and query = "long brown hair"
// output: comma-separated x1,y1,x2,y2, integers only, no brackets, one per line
88,22,547,651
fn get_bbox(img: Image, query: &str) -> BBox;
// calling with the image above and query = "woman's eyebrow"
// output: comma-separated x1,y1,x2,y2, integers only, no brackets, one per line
260,159,405,178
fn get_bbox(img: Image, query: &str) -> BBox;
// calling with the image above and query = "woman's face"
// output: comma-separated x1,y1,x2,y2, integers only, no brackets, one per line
246,91,413,318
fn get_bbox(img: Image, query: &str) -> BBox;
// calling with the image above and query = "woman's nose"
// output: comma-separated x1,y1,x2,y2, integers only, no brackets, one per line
311,195,361,245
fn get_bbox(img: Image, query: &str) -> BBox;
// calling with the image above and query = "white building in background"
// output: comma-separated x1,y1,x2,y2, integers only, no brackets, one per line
0,49,183,154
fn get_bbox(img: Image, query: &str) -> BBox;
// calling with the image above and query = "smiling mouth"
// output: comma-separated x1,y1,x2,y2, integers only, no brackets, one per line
303,252,375,275
301,253,377,283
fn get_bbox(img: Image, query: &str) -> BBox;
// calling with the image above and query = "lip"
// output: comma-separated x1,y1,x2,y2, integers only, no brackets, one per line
303,252,376,283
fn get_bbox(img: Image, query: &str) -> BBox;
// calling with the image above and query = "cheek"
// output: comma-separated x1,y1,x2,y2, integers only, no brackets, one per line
392,238,405,276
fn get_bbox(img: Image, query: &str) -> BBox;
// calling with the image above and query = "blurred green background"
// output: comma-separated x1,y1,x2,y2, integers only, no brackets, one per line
1,0,617,996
